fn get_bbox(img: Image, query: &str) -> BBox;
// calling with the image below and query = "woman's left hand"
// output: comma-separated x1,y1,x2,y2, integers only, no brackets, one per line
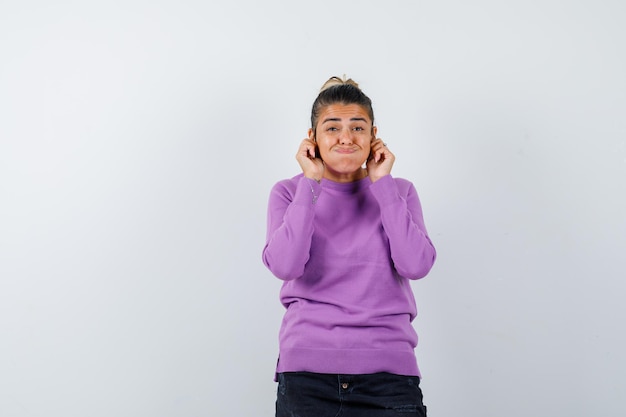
367,138,395,183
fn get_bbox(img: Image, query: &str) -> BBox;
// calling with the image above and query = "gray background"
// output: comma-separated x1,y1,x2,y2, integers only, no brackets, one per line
1,1,624,416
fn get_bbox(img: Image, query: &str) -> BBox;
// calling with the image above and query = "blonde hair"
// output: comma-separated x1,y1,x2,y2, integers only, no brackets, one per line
319,75,360,92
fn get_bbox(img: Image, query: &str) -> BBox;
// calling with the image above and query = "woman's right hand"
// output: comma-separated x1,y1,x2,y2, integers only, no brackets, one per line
296,138,324,182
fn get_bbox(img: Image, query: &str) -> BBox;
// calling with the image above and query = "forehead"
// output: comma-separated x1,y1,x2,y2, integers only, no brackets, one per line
318,104,372,124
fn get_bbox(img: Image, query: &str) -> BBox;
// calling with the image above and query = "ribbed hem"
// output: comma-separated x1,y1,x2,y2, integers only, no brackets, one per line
276,347,420,377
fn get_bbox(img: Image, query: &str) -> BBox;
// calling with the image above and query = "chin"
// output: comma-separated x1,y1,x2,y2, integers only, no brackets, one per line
328,157,367,169
327,162,362,172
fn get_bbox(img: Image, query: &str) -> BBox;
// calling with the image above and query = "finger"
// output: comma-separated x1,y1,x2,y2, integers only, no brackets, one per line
378,146,393,164
305,139,319,159
298,139,313,159
372,149,381,163
372,138,385,162
375,144,387,163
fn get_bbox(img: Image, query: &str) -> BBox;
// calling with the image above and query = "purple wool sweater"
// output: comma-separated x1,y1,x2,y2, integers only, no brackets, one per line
263,173,436,378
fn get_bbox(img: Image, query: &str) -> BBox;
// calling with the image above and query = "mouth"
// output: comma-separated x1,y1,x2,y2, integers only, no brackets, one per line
334,147,358,154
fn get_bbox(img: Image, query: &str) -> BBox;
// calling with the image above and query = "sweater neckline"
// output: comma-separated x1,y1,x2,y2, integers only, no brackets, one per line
321,175,372,193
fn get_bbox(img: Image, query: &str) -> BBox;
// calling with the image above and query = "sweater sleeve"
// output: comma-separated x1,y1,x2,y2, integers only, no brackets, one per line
262,176,321,281
369,175,437,280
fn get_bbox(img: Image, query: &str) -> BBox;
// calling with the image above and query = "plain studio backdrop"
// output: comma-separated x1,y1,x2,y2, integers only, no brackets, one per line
1,1,625,416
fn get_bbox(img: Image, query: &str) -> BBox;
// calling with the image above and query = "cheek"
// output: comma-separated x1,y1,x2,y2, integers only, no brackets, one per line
317,138,330,152
316,140,332,159
360,143,372,165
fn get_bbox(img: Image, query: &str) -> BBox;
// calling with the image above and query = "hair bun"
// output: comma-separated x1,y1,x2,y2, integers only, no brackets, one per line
319,75,360,92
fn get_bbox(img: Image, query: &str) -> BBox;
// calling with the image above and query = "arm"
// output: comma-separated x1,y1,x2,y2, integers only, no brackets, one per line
262,176,320,281
369,175,437,279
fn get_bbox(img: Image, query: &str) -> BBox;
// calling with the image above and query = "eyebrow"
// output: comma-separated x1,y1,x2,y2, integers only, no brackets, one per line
322,117,369,124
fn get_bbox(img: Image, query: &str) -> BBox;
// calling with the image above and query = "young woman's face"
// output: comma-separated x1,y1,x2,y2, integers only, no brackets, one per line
309,103,377,182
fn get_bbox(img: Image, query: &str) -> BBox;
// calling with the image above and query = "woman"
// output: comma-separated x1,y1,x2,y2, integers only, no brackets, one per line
262,76,436,416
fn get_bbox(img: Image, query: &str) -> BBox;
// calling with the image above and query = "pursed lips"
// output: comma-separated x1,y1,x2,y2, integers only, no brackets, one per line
333,146,359,154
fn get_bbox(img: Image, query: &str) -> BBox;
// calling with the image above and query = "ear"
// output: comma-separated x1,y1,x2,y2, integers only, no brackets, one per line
372,126,378,139
308,128,315,141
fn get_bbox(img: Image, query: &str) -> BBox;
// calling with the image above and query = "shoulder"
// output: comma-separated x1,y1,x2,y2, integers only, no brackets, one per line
392,176,413,188
390,176,418,196
270,173,304,197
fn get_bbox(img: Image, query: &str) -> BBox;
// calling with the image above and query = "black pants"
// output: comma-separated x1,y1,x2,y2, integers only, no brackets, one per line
276,372,427,417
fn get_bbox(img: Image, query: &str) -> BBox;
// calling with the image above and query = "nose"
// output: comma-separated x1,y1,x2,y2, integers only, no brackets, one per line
339,129,354,145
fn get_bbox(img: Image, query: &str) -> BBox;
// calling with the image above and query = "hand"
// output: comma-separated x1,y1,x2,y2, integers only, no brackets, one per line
367,138,395,183
296,138,324,181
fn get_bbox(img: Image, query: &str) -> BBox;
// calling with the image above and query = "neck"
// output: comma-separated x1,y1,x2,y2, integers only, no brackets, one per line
323,167,367,183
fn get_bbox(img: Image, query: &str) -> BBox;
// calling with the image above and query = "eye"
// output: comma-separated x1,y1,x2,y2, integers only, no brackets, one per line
326,126,338,131
353,126,364,131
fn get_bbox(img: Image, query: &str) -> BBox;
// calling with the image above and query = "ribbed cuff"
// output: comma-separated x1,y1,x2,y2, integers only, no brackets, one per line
293,176,322,205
